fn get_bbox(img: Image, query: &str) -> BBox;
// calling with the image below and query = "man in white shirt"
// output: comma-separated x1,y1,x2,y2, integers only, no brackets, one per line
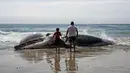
66,21,78,52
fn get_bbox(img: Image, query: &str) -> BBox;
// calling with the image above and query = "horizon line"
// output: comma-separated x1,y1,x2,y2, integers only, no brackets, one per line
0,23,130,25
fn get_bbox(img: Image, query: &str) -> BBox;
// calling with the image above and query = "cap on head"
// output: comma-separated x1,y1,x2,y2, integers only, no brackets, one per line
71,21,74,25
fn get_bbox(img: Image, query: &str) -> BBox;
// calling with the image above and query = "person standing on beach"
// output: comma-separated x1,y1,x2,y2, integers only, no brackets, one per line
66,21,78,52
53,28,62,53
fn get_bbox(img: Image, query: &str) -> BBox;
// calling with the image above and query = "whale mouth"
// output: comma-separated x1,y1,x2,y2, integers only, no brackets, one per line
101,39,115,45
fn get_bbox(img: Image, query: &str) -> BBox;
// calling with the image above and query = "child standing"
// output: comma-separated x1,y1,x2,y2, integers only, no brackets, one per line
53,28,62,53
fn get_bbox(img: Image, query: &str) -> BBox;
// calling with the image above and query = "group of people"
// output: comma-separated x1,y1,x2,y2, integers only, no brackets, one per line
53,21,78,52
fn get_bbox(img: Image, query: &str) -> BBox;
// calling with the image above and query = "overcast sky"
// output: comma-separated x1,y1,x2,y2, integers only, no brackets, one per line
0,0,129,24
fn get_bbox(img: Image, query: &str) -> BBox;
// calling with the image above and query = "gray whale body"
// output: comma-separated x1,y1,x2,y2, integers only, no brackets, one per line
14,33,114,50
76,35,114,46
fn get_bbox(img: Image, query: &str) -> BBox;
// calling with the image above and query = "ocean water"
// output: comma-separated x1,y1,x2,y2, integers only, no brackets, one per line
0,24,130,73
0,24,130,46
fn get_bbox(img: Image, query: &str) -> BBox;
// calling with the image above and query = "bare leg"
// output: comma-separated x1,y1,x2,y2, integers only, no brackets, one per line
58,48,60,53
56,48,57,53
73,42,76,52
70,42,72,52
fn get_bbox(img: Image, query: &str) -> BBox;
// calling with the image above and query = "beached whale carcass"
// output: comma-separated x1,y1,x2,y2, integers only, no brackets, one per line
14,33,114,50
76,35,114,46
14,33,67,50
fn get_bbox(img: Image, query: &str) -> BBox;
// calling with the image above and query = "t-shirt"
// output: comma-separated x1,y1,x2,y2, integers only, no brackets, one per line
67,25,77,37
53,32,61,40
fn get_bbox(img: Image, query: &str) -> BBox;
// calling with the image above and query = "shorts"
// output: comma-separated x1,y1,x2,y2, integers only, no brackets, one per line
69,36,76,43
55,39,61,45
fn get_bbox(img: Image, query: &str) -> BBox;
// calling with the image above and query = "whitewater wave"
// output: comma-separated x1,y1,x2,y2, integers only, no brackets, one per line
81,28,112,39
114,37,130,46
0,27,130,49
0,30,10,35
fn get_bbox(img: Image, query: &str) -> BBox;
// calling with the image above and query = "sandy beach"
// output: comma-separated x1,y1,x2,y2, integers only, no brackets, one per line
0,45,130,73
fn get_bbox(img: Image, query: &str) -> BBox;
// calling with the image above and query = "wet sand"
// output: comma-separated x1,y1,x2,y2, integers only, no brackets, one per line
0,46,130,73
